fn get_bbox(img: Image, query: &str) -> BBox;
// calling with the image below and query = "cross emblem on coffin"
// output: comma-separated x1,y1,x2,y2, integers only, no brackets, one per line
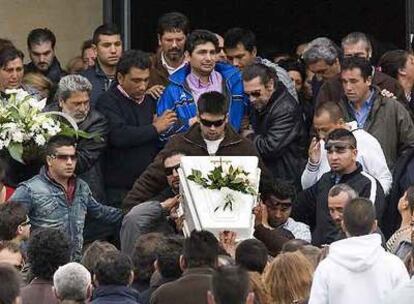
177,156,261,241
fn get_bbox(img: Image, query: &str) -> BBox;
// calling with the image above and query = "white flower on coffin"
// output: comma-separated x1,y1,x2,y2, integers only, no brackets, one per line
4,89,21,95
28,97,47,111
11,129,24,143
34,134,46,146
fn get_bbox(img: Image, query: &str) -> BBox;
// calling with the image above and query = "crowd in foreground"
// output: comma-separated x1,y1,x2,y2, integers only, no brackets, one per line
1,10,414,304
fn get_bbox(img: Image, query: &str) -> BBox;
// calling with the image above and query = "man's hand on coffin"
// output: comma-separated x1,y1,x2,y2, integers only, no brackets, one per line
170,207,185,231
219,230,237,258
160,194,180,212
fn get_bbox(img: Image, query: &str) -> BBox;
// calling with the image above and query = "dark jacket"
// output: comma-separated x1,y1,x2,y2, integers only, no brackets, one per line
316,70,406,107
123,124,269,211
338,87,414,169
253,224,294,256
292,163,386,246
81,62,114,106
96,83,159,191
149,51,170,87
91,285,140,304
150,267,213,304
21,278,59,304
25,57,66,84
44,103,109,201
140,275,176,304
252,83,307,190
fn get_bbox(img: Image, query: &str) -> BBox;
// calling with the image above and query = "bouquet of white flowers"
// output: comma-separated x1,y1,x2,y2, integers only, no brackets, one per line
0,88,84,164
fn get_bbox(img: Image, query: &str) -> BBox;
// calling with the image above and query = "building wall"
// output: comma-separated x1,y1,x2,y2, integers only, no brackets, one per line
0,0,102,69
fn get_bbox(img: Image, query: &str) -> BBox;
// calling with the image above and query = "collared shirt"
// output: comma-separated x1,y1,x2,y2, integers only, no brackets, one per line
46,170,76,204
161,52,186,75
348,90,375,128
186,70,223,103
282,217,311,242
117,84,145,104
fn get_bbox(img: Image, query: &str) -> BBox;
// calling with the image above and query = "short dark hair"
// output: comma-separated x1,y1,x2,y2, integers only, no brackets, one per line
261,179,296,203
27,28,56,50
27,229,71,280
45,135,77,157
278,58,307,84
326,128,357,149
185,29,218,55
94,251,133,286
343,197,376,236
0,39,14,52
0,203,27,240
211,266,250,304
281,239,310,252
235,239,268,273
157,12,190,37
81,39,94,55
162,150,185,167
183,230,219,268
0,47,24,69
197,91,228,116
116,49,151,76
132,232,165,284
0,263,21,304
378,49,409,79
224,28,256,52
92,23,121,45
341,56,373,80
242,62,278,85
156,235,184,279
314,101,345,122
81,240,118,275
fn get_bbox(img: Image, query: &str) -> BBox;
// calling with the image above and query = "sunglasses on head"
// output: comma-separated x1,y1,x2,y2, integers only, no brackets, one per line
325,142,355,153
199,118,226,128
164,164,180,176
50,153,77,161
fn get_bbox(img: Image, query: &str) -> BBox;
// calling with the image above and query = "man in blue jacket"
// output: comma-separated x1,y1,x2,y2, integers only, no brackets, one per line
157,29,248,144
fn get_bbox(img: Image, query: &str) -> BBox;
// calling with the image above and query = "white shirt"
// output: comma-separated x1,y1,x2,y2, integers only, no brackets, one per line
161,52,186,75
283,217,311,242
301,121,392,194
204,138,224,155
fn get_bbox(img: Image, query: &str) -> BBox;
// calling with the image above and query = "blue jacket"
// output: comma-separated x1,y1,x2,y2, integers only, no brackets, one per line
91,285,140,304
157,62,248,143
10,167,123,261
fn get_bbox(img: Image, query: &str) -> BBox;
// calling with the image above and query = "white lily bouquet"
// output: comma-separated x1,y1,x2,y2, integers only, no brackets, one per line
0,89,89,164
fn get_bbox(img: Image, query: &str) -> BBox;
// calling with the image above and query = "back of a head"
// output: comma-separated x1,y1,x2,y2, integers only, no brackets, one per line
94,251,133,286
185,29,218,54
132,232,165,283
302,37,339,65
235,239,268,273
264,251,313,304
0,263,21,304
183,230,219,268
299,245,322,270
27,228,71,280
223,28,256,52
81,241,118,275
0,203,27,241
378,49,409,79
343,197,376,237
211,266,250,304
156,236,183,279
92,23,120,45
53,262,91,302
157,12,190,36
281,239,310,253
326,128,357,149
314,101,345,124
27,28,56,50
197,91,228,116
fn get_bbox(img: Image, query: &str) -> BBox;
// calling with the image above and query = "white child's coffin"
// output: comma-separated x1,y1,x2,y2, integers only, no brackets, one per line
178,156,261,240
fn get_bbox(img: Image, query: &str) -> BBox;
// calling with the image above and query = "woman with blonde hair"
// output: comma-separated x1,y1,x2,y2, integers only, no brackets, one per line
264,251,314,304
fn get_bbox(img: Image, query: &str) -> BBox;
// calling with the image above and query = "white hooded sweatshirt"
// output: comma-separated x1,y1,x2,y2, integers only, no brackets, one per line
309,234,409,304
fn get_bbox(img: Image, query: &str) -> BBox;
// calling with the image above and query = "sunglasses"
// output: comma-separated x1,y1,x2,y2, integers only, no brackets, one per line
245,91,262,98
50,154,77,161
164,164,180,176
325,142,355,153
199,118,226,128
20,217,30,226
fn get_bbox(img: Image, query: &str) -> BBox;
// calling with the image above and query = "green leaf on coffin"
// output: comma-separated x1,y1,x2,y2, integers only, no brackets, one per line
8,142,24,164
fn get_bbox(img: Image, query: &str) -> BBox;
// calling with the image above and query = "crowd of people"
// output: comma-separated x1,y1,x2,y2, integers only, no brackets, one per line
1,10,414,304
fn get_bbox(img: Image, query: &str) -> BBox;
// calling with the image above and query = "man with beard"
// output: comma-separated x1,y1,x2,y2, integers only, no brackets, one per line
25,28,66,85
120,151,184,256
156,29,248,143
147,12,189,99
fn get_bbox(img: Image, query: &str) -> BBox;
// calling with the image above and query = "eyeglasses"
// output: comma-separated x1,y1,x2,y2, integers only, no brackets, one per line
245,91,262,98
325,142,355,153
199,118,226,128
50,154,77,161
164,164,180,176
19,217,30,226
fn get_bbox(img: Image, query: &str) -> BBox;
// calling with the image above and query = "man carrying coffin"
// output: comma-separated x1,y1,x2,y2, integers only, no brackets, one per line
123,91,270,210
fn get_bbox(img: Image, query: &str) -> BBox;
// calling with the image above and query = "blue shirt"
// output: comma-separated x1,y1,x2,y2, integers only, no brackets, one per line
348,90,375,128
